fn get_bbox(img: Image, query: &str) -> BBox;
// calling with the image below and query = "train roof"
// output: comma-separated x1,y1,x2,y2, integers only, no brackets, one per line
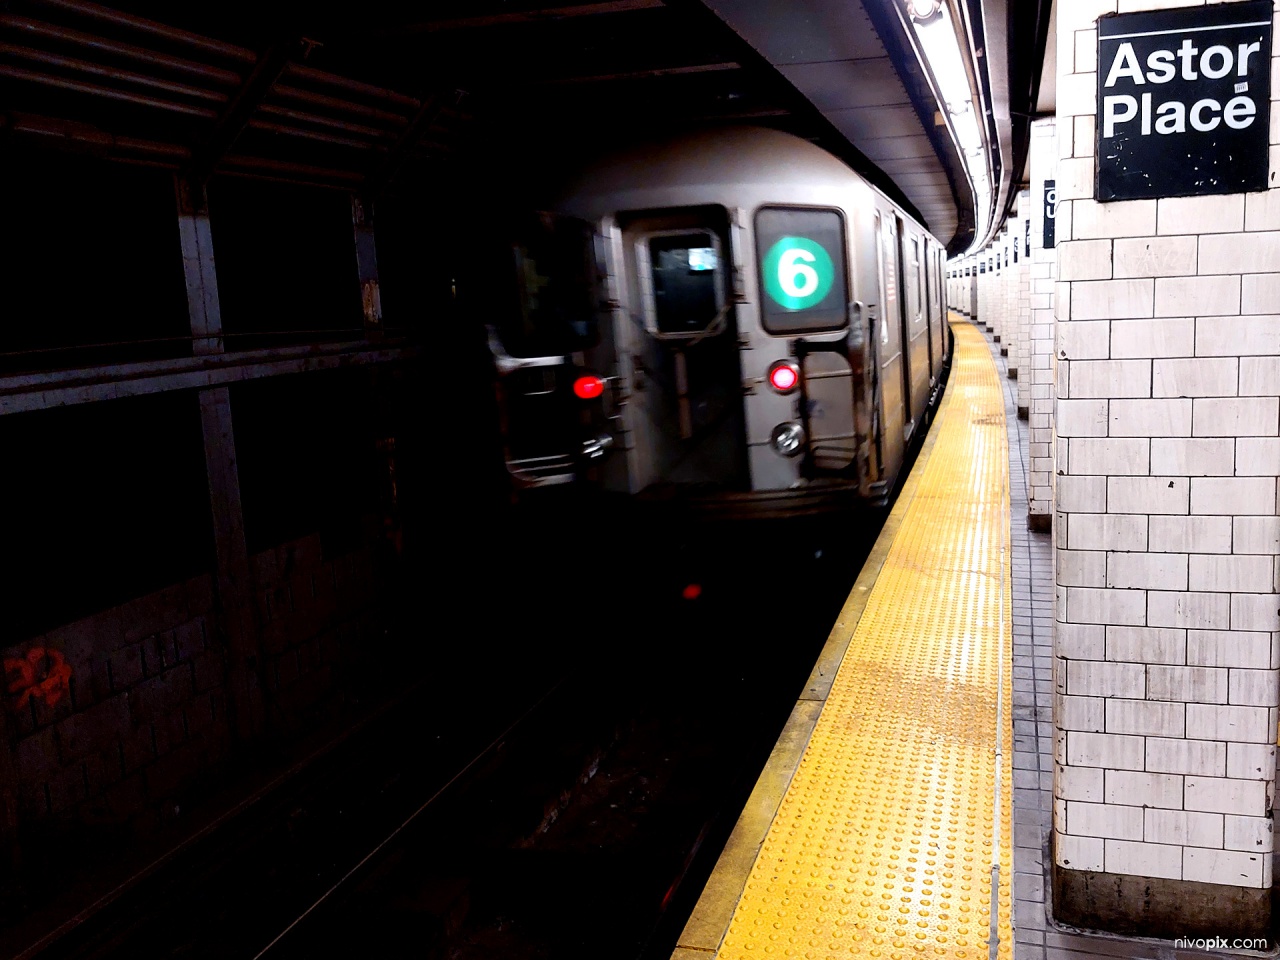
555,126,931,240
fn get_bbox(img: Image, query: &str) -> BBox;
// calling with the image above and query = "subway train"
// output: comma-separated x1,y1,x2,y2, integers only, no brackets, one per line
484,126,953,517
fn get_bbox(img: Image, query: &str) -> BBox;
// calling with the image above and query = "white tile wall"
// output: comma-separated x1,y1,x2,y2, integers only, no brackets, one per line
1051,0,1279,892
1145,737,1224,776
1058,763,1106,801
1183,847,1266,886
1068,800,1144,840
1152,357,1238,397
1234,517,1280,555
1111,317,1195,358
1222,815,1272,853
1226,743,1277,779
1188,630,1273,669
1112,236,1198,279
1149,516,1233,554
1016,198,1033,418
1145,808,1223,848
1105,625,1182,664
1029,118,1058,522
1154,276,1241,317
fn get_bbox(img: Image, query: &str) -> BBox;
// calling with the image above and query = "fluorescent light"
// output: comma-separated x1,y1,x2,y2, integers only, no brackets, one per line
952,105,982,155
909,1,995,252
914,6,971,114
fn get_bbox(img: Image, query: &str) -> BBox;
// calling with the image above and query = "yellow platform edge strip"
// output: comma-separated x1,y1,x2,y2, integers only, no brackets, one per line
673,317,1014,960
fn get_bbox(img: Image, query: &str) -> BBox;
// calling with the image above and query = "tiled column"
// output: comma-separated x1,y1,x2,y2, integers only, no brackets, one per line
977,248,987,328
1015,192,1033,418
1029,121,1058,528
981,247,993,331
997,229,1009,353
991,239,1001,336
998,229,1008,358
1051,0,1280,938
970,256,978,317
1008,221,1021,374
996,230,1009,346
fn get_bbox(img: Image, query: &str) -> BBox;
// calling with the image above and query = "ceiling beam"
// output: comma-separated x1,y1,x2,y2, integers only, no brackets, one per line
188,40,301,184
391,0,666,35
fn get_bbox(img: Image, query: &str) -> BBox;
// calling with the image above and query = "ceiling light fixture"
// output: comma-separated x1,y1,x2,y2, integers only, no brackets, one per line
907,0,944,24
908,0,994,252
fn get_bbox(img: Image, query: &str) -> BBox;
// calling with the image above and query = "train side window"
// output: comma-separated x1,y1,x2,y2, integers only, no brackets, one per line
636,231,726,337
910,237,922,322
755,206,849,334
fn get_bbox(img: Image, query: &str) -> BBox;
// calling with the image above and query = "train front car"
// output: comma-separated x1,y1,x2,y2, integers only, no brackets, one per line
487,127,951,516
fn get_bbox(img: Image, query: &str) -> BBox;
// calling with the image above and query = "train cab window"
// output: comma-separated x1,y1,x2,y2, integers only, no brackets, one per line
495,213,600,357
637,231,726,337
755,207,848,334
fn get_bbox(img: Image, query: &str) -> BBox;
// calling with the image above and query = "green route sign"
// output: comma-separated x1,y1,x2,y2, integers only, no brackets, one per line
755,207,848,334
761,236,835,311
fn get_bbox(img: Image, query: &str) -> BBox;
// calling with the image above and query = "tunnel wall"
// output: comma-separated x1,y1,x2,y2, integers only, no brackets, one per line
2,531,381,837
0,158,449,959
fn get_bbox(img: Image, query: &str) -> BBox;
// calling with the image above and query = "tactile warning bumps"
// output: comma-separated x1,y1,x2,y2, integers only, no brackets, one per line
716,320,1013,960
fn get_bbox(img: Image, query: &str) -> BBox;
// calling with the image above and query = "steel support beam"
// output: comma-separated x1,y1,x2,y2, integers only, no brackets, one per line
363,89,465,199
351,196,383,340
189,40,299,185
174,177,265,742
175,176,224,354
198,386,265,743
0,342,415,415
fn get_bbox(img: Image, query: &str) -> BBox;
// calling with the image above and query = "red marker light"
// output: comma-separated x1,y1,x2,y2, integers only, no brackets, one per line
768,361,800,394
682,583,702,601
573,375,606,400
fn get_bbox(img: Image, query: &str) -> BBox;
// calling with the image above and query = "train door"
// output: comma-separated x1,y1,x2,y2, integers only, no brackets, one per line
873,210,906,482
906,228,933,426
893,216,930,439
614,206,748,493
935,249,947,364
922,240,936,384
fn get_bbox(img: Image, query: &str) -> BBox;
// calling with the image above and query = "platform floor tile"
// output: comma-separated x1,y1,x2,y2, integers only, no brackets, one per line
712,319,1015,960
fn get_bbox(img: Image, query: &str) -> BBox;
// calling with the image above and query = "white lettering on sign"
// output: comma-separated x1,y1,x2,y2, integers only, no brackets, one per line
1104,39,1261,86
1101,31,1262,139
777,248,819,298
1103,31,1264,137
1104,91,1258,136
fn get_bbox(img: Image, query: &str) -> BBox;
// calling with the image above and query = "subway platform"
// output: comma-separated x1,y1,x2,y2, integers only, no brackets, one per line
669,316,1253,960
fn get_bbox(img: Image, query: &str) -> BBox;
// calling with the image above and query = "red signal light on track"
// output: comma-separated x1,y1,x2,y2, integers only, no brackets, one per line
768,360,800,394
573,375,606,400
682,583,702,600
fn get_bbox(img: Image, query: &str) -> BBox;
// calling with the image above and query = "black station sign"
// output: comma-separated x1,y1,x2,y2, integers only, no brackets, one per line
1097,2,1272,201
1043,179,1056,248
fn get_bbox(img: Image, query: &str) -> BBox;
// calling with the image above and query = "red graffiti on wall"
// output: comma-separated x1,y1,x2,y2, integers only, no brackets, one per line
4,648,72,710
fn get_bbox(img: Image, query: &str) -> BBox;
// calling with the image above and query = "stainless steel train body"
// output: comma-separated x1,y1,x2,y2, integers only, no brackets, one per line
488,127,952,514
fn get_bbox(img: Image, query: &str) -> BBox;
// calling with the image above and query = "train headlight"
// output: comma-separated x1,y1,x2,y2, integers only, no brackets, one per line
767,360,801,394
770,421,806,457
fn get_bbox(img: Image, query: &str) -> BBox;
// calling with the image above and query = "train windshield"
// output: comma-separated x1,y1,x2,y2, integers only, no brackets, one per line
495,213,600,357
